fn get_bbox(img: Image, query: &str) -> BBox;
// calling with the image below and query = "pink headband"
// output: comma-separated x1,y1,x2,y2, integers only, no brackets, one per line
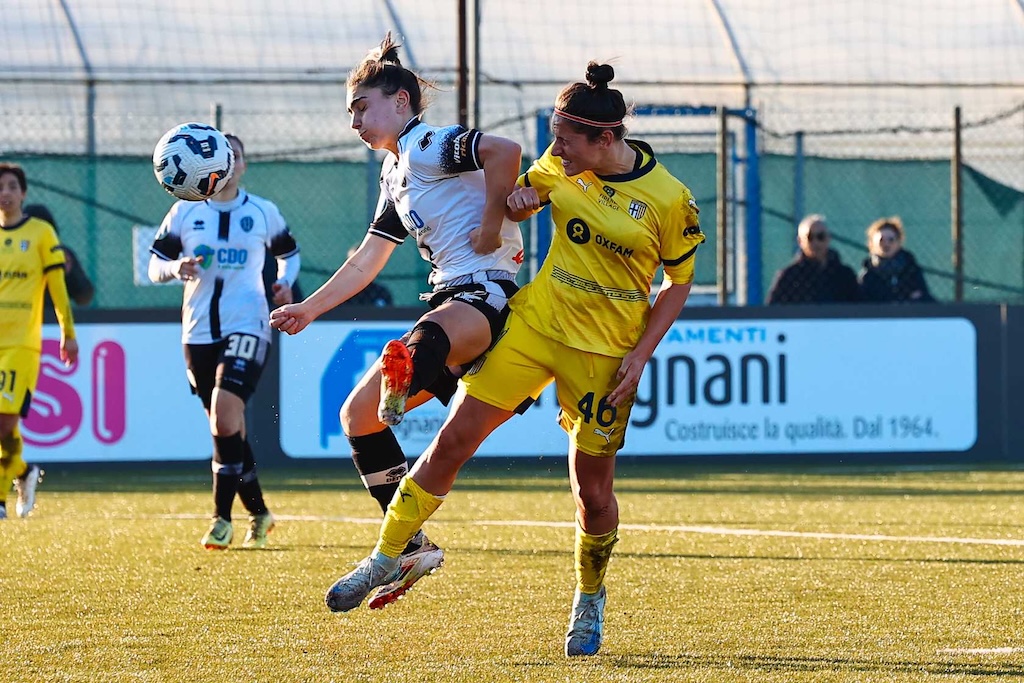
553,108,623,128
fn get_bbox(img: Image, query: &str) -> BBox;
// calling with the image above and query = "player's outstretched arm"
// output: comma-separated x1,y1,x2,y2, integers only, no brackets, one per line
270,236,395,335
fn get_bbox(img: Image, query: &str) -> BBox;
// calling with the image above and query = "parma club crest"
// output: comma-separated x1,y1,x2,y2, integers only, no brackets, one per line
628,200,647,220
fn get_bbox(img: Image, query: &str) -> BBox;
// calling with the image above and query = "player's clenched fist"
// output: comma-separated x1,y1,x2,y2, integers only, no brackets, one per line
270,302,314,335
506,186,541,213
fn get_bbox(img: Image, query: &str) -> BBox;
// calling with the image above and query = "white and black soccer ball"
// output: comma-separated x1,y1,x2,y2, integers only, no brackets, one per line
153,123,235,201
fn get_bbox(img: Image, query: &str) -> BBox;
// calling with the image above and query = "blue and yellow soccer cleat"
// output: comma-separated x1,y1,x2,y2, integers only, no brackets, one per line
368,538,445,609
565,585,607,657
378,339,414,426
14,464,43,518
325,553,401,613
200,516,233,550
242,511,275,549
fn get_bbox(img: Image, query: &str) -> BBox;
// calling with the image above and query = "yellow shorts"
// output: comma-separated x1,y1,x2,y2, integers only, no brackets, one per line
0,346,40,418
462,311,634,457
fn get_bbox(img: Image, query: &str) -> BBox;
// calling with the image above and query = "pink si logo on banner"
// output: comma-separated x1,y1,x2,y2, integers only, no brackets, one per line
22,339,127,447
93,341,127,444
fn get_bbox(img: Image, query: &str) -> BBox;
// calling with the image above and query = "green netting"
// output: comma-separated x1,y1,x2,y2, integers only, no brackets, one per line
6,153,1022,308
759,154,1024,303
9,155,432,308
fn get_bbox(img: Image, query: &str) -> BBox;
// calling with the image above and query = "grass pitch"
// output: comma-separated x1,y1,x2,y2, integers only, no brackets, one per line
2,460,1024,682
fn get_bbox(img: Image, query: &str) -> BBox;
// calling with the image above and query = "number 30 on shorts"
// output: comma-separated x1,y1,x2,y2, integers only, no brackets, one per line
224,333,259,360
576,392,617,427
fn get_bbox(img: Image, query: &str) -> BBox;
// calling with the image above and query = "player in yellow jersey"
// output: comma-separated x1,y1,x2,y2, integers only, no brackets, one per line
0,163,78,519
324,63,705,657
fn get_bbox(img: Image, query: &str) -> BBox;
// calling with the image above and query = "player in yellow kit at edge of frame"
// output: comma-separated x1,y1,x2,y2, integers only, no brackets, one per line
0,162,79,520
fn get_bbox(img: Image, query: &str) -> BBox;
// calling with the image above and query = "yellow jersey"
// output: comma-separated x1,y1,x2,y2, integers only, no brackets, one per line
512,140,704,356
0,216,68,350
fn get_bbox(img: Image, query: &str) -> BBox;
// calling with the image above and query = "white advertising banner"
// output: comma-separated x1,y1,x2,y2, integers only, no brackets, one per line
28,324,211,462
279,317,977,458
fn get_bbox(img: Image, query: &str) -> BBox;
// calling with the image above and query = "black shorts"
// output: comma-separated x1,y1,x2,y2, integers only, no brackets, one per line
422,277,520,342
184,333,270,410
417,276,520,404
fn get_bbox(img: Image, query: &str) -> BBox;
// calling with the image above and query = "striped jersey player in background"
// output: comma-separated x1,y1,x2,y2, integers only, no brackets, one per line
323,63,705,658
0,163,78,520
270,32,524,609
149,134,301,550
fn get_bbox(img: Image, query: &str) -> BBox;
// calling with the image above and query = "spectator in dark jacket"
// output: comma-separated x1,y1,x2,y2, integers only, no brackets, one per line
858,216,934,303
24,204,94,306
766,214,860,304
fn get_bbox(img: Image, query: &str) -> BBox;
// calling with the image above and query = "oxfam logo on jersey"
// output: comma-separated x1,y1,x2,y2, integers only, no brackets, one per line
194,244,215,269
566,217,591,245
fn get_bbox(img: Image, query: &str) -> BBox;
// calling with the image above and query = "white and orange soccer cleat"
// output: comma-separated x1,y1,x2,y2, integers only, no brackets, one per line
378,339,414,426
368,537,445,609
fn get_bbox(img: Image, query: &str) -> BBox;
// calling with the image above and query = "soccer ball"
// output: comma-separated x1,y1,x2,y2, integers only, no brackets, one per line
153,123,235,201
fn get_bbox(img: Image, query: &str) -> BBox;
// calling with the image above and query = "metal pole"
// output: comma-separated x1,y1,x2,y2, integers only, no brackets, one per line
457,0,469,128
210,103,223,129
794,131,805,230
952,106,964,302
533,109,553,277
56,0,98,298
744,108,762,304
717,107,729,306
469,0,480,129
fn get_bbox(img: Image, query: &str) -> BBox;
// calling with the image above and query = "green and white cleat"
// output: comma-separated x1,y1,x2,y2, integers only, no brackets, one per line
201,516,233,550
242,511,275,549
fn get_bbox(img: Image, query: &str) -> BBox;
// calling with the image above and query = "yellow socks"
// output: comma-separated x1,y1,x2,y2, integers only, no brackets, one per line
0,430,25,502
375,476,445,558
575,524,619,595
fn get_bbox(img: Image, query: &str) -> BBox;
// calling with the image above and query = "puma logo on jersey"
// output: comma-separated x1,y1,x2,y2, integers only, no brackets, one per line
594,426,616,444
576,178,593,192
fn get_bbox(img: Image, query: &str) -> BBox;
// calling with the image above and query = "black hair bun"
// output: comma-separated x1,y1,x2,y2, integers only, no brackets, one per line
585,62,615,88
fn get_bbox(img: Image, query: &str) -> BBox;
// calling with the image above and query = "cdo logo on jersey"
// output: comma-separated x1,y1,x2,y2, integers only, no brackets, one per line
194,244,215,268
193,243,248,269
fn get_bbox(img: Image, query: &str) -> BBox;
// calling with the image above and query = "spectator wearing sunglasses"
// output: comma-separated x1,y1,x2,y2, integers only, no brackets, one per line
858,216,934,303
766,214,860,304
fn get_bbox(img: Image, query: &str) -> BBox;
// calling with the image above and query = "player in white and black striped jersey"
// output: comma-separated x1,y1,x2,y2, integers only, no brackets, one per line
149,133,300,550
270,33,524,608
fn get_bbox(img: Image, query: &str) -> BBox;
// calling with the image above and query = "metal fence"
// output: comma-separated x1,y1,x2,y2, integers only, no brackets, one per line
2,1,1022,308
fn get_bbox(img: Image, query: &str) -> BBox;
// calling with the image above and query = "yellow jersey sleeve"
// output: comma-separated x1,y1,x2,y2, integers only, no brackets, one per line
517,144,561,208
659,185,705,285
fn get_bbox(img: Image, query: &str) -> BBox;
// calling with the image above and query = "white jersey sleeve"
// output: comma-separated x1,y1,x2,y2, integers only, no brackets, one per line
376,118,524,286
